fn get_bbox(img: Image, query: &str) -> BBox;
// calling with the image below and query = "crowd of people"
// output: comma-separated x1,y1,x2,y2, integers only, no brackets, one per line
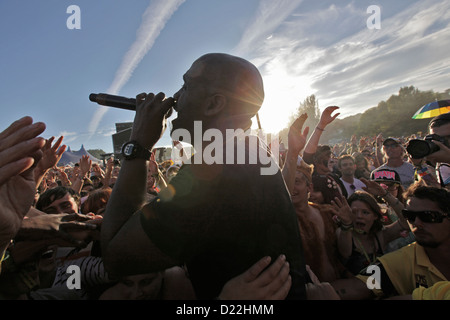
1,53,449,300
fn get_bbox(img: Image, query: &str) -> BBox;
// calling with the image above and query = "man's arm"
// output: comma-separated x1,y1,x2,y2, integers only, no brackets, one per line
281,114,308,194
101,92,177,278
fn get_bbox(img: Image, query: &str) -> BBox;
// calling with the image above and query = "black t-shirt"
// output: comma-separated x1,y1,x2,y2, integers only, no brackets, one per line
140,137,307,299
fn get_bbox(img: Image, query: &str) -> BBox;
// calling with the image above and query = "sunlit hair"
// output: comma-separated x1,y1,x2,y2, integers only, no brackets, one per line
296,161,313,184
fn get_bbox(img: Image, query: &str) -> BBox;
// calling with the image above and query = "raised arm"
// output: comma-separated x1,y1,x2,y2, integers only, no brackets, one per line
282,113,309,194
101,92,177,278
304,106,339,155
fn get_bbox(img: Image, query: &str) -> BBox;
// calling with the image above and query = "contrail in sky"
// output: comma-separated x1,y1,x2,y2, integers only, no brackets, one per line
88,0,186,137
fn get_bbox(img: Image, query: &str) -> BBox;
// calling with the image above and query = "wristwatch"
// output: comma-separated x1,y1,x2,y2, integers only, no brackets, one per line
121,140,151,160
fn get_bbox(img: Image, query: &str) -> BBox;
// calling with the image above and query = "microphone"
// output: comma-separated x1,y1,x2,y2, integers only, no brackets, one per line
89,93,136,111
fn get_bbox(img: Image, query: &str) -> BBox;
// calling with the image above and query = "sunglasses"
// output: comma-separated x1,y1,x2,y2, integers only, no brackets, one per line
401,209,449,223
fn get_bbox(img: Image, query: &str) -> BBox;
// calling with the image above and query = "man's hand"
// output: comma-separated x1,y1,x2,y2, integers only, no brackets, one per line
218,255,292,300
130,92,175,149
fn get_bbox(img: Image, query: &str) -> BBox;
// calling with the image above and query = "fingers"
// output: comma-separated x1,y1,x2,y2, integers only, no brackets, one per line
0,157,36,185
0,118,46,151
242,256,272,282
306,265,320,285
251,255,289,288
135,92,174,117
0,116,33,140
0,136,46,171
270,272,291,300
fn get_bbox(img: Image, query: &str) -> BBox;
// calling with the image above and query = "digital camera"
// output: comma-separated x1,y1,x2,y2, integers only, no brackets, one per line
406,134,448,159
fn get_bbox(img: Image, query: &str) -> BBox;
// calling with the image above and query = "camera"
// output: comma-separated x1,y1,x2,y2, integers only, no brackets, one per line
406,134,448,159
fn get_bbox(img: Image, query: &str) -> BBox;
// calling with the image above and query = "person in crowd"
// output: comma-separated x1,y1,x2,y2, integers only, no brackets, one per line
302,106,347,199
354,153,372,180
331,184,450,300
81,187,112,216
281,113,352,286
338,154,366,197
360,169,415,253
309,174,344,205
330,190,410,276
408,112,450,189
373,137,415,189
0,115,318,301
101,53,308,300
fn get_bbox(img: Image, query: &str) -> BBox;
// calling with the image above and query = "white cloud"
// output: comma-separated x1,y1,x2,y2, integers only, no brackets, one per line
87,0,186,137
236,0,450,128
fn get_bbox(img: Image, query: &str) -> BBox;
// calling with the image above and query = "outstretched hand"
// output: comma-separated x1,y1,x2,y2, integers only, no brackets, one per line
330,194,353,225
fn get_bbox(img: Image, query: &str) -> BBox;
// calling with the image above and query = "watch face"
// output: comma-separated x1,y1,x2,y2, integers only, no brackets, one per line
123,143,135,156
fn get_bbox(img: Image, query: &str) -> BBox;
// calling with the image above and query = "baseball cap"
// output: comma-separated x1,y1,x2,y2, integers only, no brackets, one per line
370,168,401,184
382,137,401,146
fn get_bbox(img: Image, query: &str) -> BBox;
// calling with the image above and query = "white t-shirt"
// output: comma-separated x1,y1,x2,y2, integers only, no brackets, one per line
374,162,415,188
340,177,367,197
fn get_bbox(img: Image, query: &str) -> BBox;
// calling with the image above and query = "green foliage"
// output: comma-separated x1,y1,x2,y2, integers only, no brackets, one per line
277,86,450,144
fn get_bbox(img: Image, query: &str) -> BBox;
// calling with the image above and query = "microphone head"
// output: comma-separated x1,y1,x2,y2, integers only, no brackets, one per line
89,93,98,102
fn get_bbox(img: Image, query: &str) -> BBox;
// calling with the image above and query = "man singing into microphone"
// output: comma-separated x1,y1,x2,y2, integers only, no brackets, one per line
101,53,308,300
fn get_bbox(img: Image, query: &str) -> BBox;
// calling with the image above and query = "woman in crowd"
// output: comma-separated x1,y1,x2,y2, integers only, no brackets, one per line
331,191,410,275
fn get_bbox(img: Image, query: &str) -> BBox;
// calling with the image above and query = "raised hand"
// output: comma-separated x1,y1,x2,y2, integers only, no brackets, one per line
0,116,46,246
34,136,66,187
318,106,340,128
288,113,309,156
330,194,353,225
36,136,66,173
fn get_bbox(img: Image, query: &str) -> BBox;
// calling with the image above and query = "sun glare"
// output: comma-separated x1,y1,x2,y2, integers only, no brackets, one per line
254,70,313,134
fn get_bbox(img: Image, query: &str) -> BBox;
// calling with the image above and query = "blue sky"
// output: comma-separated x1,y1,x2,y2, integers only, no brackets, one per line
1,0,449,154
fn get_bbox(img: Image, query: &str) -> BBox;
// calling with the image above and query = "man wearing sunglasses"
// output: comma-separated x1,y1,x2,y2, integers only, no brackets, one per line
373,137,415,189
330,183,450,299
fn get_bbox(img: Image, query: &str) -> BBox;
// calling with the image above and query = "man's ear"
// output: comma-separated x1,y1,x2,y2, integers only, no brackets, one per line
204,94,227,117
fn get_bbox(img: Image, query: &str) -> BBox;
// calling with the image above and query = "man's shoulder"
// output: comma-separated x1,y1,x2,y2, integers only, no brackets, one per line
379,242,417,266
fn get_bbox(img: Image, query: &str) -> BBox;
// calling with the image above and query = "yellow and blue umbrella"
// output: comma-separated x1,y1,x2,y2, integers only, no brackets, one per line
412,100,450,119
